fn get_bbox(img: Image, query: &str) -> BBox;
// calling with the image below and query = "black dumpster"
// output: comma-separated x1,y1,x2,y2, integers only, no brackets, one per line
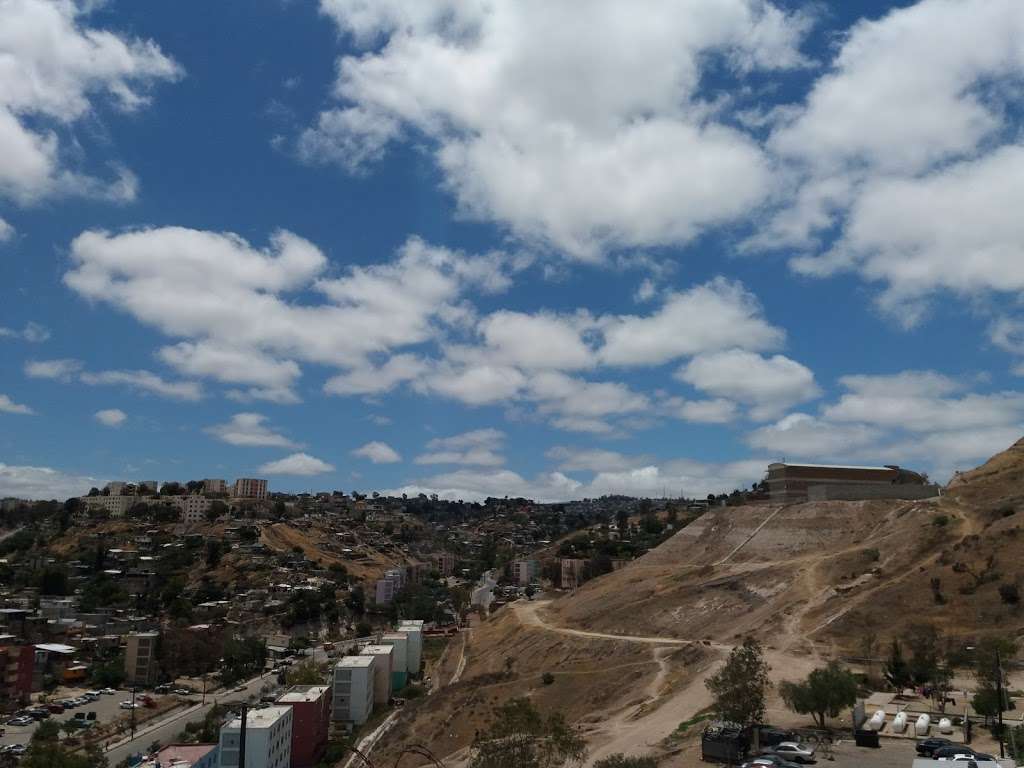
854,729,880,748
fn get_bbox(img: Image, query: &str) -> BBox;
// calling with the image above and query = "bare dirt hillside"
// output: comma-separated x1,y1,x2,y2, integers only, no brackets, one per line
372,438,1024,768
260,522,409,581
373,608,709,768
553,437,1024,655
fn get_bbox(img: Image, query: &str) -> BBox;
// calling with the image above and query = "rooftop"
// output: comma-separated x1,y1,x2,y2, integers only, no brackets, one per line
361,644,394,655
337,655,375,668
768,462,895,471
35,643,76,654
155,743,218,765
278,685,329,703
224,705,291,729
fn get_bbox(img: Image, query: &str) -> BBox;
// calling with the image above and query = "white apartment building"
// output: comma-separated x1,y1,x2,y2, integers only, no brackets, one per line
333,656,375,725
510,558,539,586
174,495,212,524
233,478,268,500
219,705,292,768
381,633,409,689
374,568,404,605
203,478,227,495
360,645,394,706
397,622,423,676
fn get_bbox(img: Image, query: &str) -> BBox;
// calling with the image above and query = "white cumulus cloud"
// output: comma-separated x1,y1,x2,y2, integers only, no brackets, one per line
259,452,335,476
352,441,401,464
93,408,126,427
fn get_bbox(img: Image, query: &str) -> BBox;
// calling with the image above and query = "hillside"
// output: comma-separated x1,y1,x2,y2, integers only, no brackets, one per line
376,438,1024,768
553,437,1024,655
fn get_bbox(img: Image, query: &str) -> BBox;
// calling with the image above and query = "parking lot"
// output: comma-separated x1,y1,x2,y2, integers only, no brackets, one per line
0,687,180,752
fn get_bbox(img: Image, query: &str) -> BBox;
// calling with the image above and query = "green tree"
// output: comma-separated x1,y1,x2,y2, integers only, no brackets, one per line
287,660,324,685
205,540,223,568
779,661,858,728
469,698,586,768
705,637,772,727
884,639,912,692
905,624,940,685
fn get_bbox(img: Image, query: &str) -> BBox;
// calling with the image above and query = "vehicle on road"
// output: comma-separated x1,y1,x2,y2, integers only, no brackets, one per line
99,688,116,695
758,727,797,748
233,685,247,692
917,738,953,756
3,744,26,755
174,688,192,695
119,701,139,710
933,746,993,761
761,742,815,763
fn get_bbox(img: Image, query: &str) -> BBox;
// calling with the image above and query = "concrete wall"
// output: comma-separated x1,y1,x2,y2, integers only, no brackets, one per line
807,483,941,502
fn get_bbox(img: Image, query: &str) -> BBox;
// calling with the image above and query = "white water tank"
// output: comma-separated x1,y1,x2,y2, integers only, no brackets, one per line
938,717,953,734
868,710,886,730
892,711,908,733
915,713,931,735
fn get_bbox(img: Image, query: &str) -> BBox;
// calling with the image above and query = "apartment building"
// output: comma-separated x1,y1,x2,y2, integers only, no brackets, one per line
202,478,227,495
219,705,292,768
433,552,457,577
397,621,423,676
233,478,268,500
124,631,159,687
333,656,375,725
560,559,587,591
80,495,134,517
374,568,405,605
510,558,539,586
380,633,409,691
276,685,330,768
0,643,34,706
360,645,394,706
175,495,212,524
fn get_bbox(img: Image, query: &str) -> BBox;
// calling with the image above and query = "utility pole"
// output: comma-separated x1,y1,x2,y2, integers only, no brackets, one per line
238,703,248,768
130,684,137,740
997,649,1006,759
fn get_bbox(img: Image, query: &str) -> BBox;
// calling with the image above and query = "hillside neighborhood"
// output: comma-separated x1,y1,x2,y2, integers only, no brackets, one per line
1,447,1019,768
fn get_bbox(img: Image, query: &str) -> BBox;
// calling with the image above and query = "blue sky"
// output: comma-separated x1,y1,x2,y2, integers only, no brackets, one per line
2,0,1024,501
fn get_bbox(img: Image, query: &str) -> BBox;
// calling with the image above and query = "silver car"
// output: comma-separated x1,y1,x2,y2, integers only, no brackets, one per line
762,742,816,763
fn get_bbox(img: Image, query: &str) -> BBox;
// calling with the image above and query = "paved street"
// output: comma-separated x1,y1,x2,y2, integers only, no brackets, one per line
104,673,275,766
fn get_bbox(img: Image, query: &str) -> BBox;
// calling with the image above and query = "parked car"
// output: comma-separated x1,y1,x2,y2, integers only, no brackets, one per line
26,709,49,720
46,703,65,714
3,744,26,755
119,701,139,710
761,742,815,763
7,716,33,727
174,688,192,695
742,757,802,768
758,727,797,747
933,746,993,761
99,688,116,695
155,684,172,694
917,738,954,756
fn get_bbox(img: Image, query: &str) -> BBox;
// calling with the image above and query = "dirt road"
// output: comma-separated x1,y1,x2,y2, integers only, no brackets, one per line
513,600,732,650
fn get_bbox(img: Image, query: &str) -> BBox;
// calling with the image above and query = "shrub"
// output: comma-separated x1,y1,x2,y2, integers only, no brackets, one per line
999,583,1020,605
542,672,555,685
864,548,881,562
933,515,950,528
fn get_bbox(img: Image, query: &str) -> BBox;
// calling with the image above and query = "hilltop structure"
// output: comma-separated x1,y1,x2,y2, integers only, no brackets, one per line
765,462,939,503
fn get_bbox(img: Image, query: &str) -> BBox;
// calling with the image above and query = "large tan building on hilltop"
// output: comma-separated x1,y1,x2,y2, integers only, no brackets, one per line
765,462,938,503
